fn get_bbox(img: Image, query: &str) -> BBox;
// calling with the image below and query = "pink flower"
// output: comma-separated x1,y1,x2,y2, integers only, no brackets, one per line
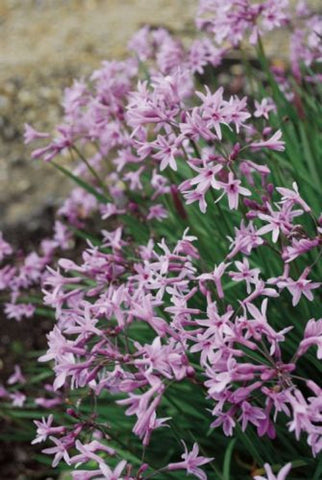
152,134,181,171
276,182,311,213
257,203,302,243
227,220,264,258
182,187,208,214
10,391,26,407
189,162,222,195
254,462,292,480
32,415,65,444
7,365,26,385
42,436,72,467
296,318,322,359
250,130,285,151
242,279,279,305
198,262,231,299
216,172,251,210
4,303,35,322
229,258,260,293
276,268,320,306
179,108,214,142
168,442,214,480
282,237,320,263
117,381,169,445
147,204,168,221
239,401,266,431
99,460,127,480
0,232,13,261
197,86,227,140
24,123,50,144
70,440,115,468
254,98,276,120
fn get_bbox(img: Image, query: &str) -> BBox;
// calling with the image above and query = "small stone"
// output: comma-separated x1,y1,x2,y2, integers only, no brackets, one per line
16,179,32,194
3,125,16,140
0,95,10,111
3,82,16,97
17,90,34,106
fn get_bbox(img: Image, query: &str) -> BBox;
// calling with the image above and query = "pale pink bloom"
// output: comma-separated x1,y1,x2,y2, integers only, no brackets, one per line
99,460,127,480
123,166,145,190
254,98,276,120
211,410,236,436
239,401,266,431
216,172,251,210
7,365,26,385
32,415,65,444
296,318,322,359
250,130,285,151
168,442,214,480
227,220,264,258
128,26,152,61
229,258,260,293
70,440,115,468
4,303,35,322
254,462,292,480
242,279,279,305
189,162,222,194
198,262,231,299
0,385,8,398
10,391,26,407
35,397,64,408
276,182,311,212
42,436,72,467
239,160,270,186
100,203,122,219
101,227,127,251
0,232,13,261
179,108,214,142
117,381,169,445
72,470,101,480
38,326,76,363
152,134,181,171
197,86,227,140
276,268,320,306
182,188,208,214
282,237,320,263
63,303,102,338
257,203,303,243
24,123,50,144
147,204,168,221
225,95,251,133
0,265,16,290
53,220,71,250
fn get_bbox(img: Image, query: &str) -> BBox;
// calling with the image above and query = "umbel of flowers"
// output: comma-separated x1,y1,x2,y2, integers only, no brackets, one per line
0,1,321,479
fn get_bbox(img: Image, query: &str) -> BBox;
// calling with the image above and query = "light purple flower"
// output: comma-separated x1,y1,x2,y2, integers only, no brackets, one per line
168,442,214,480
254,462,292,480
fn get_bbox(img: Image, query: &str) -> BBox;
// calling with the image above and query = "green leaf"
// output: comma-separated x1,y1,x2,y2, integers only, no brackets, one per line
223,438,236,480
52,162,109,203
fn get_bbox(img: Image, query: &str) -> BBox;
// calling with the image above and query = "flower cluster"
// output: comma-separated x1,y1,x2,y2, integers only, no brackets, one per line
1,1,321,479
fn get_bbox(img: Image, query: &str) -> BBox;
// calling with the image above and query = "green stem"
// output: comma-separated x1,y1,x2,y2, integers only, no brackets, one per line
71,146,110,196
